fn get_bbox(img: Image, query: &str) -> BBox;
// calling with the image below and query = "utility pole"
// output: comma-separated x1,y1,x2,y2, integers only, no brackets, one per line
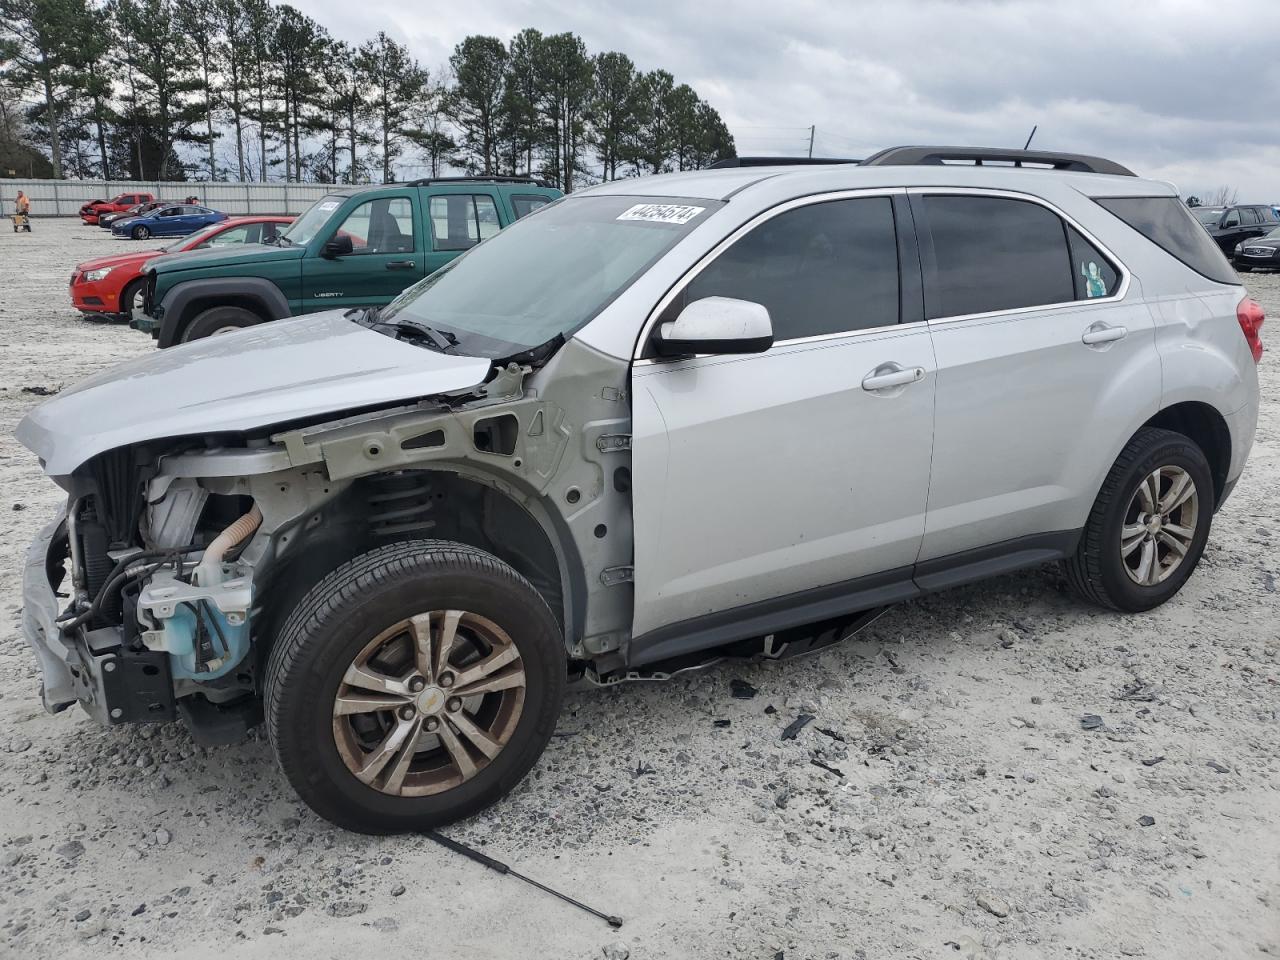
808,125,815,158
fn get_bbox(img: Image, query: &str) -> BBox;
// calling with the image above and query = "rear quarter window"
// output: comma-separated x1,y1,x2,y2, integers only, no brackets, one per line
1095,197,1239,286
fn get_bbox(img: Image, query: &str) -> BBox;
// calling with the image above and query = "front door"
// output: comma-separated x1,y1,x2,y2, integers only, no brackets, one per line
301,193,424,312
630,192,937,641
910,190,1160,564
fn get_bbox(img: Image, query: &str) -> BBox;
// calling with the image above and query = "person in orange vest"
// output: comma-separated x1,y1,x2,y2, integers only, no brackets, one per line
13,191,32,232
15,191,30,214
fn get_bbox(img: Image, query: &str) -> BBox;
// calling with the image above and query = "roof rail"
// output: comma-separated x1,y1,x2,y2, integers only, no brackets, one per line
708,156,860,169
401,175,555,188
860,145,1135,177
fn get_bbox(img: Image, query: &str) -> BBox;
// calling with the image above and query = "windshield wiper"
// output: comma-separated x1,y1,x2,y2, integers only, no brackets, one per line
376,317,458,352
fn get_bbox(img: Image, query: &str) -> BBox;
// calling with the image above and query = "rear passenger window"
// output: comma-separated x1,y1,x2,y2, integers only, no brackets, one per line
1095,196,1239,285
430,195,501,251
1067,227,1120,299
672,196,900,339
511,195,550,219
921,195,1074,318
1242,208,1260,225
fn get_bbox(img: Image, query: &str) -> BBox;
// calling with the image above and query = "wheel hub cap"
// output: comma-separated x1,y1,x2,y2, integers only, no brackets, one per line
415,686,446,715
1120,465,1199,587
330,610,526,798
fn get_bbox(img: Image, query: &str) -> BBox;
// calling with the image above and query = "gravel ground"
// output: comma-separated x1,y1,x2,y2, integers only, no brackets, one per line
0,218,1277,960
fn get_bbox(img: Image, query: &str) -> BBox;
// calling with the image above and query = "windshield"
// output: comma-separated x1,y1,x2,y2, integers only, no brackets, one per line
167,221,228,251
377,195,718,359
1192,207,1224,226
281,195,344,245
1263,227,1280,240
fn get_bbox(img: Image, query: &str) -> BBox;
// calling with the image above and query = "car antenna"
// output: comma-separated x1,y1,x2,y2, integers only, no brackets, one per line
424,830,624,929
1023,125,1038,149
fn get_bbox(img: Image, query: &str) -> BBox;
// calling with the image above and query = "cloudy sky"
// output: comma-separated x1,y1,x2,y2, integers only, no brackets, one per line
297,0,1280,201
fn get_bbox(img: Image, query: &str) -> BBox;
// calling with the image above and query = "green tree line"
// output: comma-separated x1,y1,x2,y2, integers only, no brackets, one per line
0,0,736,188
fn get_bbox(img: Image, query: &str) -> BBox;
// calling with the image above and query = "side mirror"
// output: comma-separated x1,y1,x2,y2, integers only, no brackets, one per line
322,234,354,259
653,296,774,357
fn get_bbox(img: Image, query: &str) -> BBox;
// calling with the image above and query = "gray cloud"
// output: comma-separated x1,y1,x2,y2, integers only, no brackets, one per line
296,0,1280,200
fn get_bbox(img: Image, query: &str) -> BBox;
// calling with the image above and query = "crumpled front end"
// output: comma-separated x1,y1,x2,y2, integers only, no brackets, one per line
21,508,78,713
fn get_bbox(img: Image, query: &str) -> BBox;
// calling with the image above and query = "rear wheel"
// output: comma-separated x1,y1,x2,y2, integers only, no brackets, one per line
181,305,260,342
132,224,150,240
265,540,565,833
1064,427,1214,612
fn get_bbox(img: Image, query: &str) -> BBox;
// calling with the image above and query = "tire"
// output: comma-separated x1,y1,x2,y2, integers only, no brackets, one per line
265,540,565,834
181,305,260,342
119,279,145,321
1063,427,1214,612
132,224,150,240
1237,265,1252,273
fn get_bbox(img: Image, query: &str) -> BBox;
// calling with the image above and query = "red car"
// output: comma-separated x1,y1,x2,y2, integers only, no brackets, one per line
70,216,293,321
81,192,156,225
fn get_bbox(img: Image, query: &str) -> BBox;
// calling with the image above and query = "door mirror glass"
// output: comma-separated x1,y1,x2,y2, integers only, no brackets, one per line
323,234,354,258
1222,213,1239,228
654,296,773,357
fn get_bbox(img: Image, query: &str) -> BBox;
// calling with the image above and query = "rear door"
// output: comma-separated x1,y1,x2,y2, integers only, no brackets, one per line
912,189,1159,569
300,192,424,312
424,189,504,276
631,191,937,641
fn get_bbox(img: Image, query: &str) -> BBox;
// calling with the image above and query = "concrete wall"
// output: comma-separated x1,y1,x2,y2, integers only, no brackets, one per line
0,179,337,217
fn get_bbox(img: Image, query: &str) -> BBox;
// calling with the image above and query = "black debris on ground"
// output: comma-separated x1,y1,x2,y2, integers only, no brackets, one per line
1080,714,1104,730
780,714,814,741
729,678,758,699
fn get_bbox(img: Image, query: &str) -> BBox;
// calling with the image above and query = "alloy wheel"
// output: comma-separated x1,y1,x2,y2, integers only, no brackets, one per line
1120,465,1199,586
331,610,526,797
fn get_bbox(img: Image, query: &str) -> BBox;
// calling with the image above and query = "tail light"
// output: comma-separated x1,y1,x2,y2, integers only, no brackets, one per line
1238,297,1265,363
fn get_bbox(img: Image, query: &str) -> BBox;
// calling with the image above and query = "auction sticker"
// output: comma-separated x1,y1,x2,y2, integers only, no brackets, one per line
317,201,340,211
617,203,705,224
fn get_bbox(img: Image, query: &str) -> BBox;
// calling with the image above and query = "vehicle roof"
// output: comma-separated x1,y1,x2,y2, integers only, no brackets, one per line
325,180,560,198
579,162,1174,202
222,214,294,222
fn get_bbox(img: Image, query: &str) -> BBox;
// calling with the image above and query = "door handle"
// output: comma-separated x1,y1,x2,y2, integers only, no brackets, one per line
1081,323,1127,346
861,364,926,392
386,260,416,270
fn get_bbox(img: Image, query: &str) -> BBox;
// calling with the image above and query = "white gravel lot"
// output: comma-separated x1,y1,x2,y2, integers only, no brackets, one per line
0,217,1277,960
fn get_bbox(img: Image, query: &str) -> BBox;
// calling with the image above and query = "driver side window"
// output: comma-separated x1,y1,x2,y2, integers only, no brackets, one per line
331,197,416,254
1222,210,1240,228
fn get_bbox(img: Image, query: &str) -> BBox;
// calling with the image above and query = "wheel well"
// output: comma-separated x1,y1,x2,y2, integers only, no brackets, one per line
178,296,270,337
1143,402,1231,505
254,470,567,662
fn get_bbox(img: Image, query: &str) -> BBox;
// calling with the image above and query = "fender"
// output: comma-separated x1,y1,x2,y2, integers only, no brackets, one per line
157,277,292,348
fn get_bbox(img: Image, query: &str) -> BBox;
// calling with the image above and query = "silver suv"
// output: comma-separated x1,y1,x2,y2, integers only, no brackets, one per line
17,146,1263,832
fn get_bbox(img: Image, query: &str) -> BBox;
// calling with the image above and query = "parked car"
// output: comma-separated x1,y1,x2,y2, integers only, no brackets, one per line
1193,203,1280,253
70,216,294,321
1232,226,1280,272
82,192,156,225
78,199,107,219
111,203,227,240
131,176,560,345
17,146,1262,833
99,200,168,229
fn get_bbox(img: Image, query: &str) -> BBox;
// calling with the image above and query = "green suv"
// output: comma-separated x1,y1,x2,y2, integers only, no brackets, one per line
133,177,560,346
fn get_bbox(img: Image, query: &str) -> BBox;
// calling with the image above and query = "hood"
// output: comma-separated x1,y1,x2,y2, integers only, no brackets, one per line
75,247,168,273
111,217,141,230
16,311,493,476
1242,236,1280,248
149,242,304,272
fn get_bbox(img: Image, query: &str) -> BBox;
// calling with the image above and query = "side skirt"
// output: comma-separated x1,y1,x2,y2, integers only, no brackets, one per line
626,530,1081,670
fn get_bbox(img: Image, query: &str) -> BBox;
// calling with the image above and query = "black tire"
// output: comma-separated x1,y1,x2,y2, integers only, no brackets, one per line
119,278,145,322
265,540,565,834
181,305,260,342
132,224,150,240
1063,427,1214,612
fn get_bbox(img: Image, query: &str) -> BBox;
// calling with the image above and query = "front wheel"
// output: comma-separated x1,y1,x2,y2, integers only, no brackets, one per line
132,224,150,240
181,305,260,342
1237,264,1253,273
119,278,145,321
265,540,565,833
1064,427,1214,612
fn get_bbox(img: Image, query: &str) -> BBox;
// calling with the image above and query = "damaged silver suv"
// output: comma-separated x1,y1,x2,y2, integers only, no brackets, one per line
18,147,1262,832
